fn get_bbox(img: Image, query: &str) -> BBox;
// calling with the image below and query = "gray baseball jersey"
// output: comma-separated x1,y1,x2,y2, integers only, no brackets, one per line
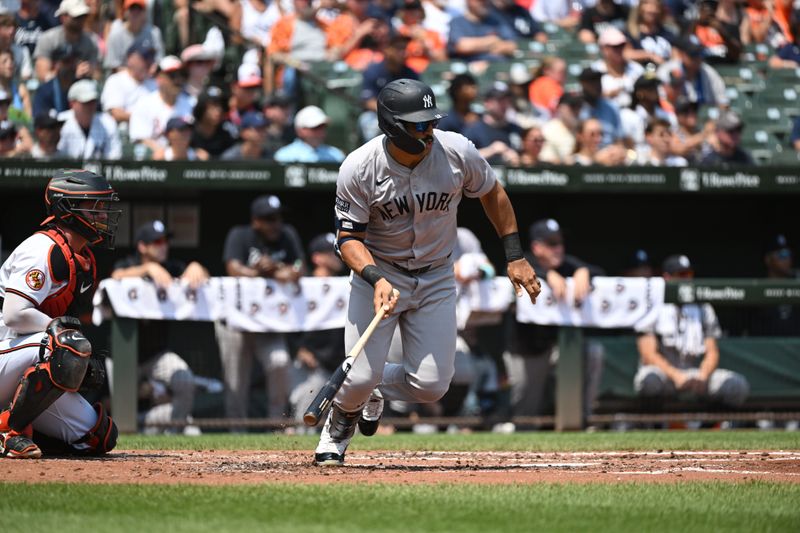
328,130,498,414
335,129,497,270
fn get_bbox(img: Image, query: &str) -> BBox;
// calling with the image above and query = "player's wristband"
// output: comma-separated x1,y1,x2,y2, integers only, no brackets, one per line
502,232,524,263
360,265,385,287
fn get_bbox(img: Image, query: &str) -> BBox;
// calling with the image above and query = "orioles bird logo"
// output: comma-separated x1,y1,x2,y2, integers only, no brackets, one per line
26,269,44,290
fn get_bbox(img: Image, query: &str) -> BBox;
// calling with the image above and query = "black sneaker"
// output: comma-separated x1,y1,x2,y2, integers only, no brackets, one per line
358,390,384,437
2,432,42,459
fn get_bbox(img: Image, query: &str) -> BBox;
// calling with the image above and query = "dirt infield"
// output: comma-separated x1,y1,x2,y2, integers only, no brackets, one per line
3,450,800,484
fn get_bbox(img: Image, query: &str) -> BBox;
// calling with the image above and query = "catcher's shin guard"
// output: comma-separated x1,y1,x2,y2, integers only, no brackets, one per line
74,402,117,455
1,326,91,432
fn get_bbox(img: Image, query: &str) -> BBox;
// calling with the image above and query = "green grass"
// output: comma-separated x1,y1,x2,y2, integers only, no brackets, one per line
118,430,800,453
0,482,797,532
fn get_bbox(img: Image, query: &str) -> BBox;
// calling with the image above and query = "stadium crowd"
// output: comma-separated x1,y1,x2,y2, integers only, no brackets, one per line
1,0,799,165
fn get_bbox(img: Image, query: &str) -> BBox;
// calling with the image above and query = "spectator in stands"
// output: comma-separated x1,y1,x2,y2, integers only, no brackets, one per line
267,0,328,93
180,44,216,104
274,105,345,163
504,218,605,422
671,96,714,163
154,116,208,161
700,110,755,166
216,195,305,424
489,0,547,42
0,7,33,83
326,0,391,71
624,0,676,66
579,0,630,44
742,0,792,47
14,0,56,58
448,0,517,63
577,67,624,148
463,81,522,165
573,117,627,166
621,73,677,151
636,118,687,166
508,62,542,129
358,33,418,141
0,119,27,157
58,78,122,159
263,92,295,153
395,0,447,73
100,40,157,124
769,14,800,68
0,86,33,153
691,0,742,64
32,43,78,118
540,92,582,164
221,110,272,160
128,55,194,157
230,0,283,49
592,27,645,110
437,72,480,134
229,62,263,129
528,56,566,119
530,0,580,30
621,248,654,277
657,35,729,108
634,254,749,407
111,220,210,435
519,125,545,166
33,0,99,83
288,232,347,428
0,49,31,120
750,234,800,336
191,85,237,158
30,110,66,158
82,0,108,59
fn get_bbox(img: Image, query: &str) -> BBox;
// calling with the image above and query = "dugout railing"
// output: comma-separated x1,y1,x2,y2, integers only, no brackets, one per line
102,278,800,433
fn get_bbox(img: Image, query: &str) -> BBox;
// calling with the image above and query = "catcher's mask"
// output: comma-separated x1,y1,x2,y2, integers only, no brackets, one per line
377,79,447,155
43,169,121,249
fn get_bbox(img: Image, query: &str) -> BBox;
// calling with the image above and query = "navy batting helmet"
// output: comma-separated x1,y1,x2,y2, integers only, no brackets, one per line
377,79,447,154
44,169,121,249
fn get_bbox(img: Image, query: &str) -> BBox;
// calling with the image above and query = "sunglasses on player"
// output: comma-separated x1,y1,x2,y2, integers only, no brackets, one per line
402,119,439,133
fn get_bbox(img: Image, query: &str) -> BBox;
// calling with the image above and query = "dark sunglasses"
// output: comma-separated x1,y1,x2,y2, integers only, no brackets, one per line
403,119,438,133
670,270,694,278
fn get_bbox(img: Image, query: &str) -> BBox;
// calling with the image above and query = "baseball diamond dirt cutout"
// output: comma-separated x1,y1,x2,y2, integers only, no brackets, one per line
3,450,799,484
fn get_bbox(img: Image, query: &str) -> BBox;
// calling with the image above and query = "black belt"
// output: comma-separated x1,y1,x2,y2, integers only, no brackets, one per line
0,296,3,309
390,253,452,277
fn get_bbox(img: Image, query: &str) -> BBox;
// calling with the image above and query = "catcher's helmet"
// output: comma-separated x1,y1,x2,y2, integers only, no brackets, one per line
377,79,447,155
44,169,121,249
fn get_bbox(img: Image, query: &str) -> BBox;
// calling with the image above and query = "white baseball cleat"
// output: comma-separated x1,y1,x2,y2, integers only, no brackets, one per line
314,405,359,466
358,389,384,437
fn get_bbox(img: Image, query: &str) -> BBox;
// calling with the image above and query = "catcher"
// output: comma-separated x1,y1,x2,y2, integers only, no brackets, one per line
0,169,120,458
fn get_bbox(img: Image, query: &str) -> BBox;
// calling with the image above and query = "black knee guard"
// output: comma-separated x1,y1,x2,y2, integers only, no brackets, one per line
74,403,117,455
5,325,91,431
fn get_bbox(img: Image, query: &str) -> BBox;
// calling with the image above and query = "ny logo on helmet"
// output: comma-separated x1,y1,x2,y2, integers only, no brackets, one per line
423,95,433,108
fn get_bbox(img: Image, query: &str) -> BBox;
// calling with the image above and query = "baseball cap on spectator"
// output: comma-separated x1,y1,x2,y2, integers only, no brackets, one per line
509,63,533,85
127,38,156,62
598,27,627,47
181,44,215,63
240,111,268,129
716,110,743,132
675,35,705,58
124,0,146,9
237,63,262,88
633,73,661,92
0,0,18,16
401,0,423,10
484,81,511,100
662,254,692,275
158,55,183,73
674,96,698,115
558,91,583,109
764,234,792,255
34,110,65,129
295,105,329,129
629,249,651,268
135,220,171,244
578,67,603,82
165,116,192,132
68,79,99,102
251,194,283,219
529,218,563,244
0,120,16,139
309,233,336,255
55,0,90,17
51,42,80,62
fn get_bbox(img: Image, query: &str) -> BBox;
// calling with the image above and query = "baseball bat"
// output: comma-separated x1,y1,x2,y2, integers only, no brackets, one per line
303,290,398,426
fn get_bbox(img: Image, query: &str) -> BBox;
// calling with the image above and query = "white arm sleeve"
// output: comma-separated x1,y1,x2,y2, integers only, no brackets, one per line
2,292,52,335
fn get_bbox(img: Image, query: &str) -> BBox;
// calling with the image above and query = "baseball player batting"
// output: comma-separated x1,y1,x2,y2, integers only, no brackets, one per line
314,79,541,466
0,169,120,458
